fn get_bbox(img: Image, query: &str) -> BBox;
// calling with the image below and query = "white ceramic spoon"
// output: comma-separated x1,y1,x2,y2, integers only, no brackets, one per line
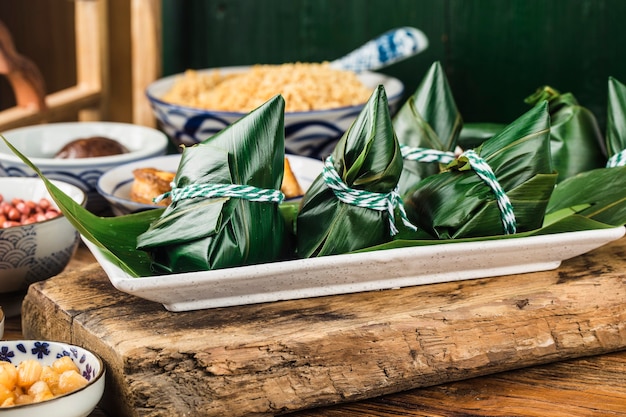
330,27,429,73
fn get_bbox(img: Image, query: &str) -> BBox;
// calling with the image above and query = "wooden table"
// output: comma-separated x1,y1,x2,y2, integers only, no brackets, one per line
4,314,626,417
12,241,626,416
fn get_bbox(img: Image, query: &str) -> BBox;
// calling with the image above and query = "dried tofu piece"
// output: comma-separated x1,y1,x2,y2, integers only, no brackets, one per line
281,158,304,199
131,167,175,206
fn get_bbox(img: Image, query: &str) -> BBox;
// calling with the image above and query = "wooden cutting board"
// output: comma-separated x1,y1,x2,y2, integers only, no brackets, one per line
21,238,626,417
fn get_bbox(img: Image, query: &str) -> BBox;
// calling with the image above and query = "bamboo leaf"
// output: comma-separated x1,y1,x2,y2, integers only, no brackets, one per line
393,61,463,194
137,95,289,273
606,76,626,159
402,101,556,239
546,165,626,226
458,122,506,150
525,85,606,182
296,85,404,257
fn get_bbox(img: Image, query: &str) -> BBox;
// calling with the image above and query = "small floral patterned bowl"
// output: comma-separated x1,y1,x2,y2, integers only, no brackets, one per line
0,340,105,417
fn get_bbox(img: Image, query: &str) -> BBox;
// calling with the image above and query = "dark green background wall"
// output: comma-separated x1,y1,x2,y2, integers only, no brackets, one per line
161,0,626,133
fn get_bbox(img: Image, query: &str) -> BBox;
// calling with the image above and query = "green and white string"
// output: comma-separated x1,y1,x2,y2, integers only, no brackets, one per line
153,182,285,205
606,149,626,167
400,144,456,164
459,149,517,235
322,155,417,235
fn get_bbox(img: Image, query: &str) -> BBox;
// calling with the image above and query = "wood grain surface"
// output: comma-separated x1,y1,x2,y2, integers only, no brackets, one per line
290,351,626,416
20,237,626,417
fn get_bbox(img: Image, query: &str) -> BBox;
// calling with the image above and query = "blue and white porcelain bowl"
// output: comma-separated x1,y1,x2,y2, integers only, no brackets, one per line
0,177,86,293
97,153,324,216
0,122,169,214
0,340,105,417
146,66,404,160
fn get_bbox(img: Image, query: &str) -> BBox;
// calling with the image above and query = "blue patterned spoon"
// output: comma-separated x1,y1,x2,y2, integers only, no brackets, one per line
330,27,429,73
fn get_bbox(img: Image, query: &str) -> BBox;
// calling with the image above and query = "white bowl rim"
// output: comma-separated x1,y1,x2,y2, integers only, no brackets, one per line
0,177,87,227
0,340,105,411
146,65,405,117
0,121,169,167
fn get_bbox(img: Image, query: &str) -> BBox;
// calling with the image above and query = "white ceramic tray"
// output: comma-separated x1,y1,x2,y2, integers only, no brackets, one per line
83,225,625,312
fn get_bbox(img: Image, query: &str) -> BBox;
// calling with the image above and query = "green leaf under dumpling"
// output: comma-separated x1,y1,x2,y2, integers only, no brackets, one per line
546,165,626,227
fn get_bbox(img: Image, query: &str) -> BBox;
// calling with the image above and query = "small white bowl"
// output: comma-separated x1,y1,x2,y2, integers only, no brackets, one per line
146,66,404,160
0,177,86,293
0,340,105,417
97,154,323,216
0,122,169,214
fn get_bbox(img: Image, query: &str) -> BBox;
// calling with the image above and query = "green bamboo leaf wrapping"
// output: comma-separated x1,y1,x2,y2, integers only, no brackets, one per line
393,61,463,194
458,123,506,150
296,85,403,257
546,165,626,226
606,76,626,160
403,101,557,239
137,95,288,273
525,86,606,182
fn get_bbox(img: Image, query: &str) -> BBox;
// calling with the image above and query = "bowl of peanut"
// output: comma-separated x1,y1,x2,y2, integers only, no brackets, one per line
0,340,105,416
0,177,86,293
146,63,404,160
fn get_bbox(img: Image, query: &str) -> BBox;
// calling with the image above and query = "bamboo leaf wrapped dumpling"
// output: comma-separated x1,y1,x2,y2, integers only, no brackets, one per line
524,86,605,182
136,95,288,273
393,61,463,195
402,101,558,239
606,76,626,167
296,85,415,257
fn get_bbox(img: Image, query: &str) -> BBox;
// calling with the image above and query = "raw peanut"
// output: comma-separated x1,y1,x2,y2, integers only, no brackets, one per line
0,195,61,229
38,198,51,210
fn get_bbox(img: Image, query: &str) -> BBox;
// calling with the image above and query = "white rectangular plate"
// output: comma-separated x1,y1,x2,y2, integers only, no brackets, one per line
82,226,625,312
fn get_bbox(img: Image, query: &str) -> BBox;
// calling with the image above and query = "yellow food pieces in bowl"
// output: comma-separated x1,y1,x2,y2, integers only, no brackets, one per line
162,62,373,113
0,356,88,407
